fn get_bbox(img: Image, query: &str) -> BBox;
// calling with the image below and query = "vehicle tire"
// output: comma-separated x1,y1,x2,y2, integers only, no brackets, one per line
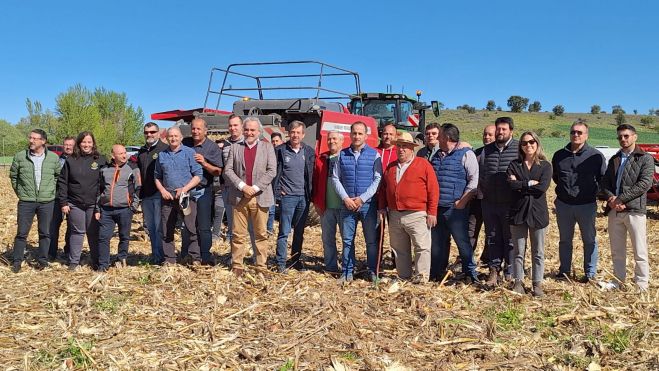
306,203,321,226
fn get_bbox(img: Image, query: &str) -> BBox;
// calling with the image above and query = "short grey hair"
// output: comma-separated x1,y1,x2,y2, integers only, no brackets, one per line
243,116,263,132
191,117,208,129
167,126,182,136
328,130,344,141
288,120,305,133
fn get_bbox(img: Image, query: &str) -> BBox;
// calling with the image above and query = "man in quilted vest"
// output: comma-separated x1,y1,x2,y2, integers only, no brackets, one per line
430,123,480,283
9,129,61,273
479,117,519,286
331,122,383,283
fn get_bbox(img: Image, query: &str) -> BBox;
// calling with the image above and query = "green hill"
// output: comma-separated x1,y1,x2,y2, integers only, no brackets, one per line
426,110,659,155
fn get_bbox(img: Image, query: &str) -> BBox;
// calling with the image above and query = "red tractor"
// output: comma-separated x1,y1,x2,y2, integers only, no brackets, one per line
151,60,379,152
638,144,659,202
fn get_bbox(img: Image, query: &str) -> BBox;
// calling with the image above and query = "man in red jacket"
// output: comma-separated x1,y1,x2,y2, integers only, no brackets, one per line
311,131,344,273
379,132,439,283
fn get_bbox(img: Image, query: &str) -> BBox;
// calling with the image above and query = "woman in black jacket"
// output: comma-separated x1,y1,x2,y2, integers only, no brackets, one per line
506,131,552,297
57,131,107,271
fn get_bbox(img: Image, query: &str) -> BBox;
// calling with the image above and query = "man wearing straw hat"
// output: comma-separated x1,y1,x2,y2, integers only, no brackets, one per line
378,132,438,283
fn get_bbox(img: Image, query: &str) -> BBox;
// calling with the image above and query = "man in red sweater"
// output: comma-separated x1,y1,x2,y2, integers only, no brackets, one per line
379,132,439,283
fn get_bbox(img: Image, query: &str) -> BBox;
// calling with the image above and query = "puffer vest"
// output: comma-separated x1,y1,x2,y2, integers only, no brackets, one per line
339,145,377,199
481,139,519,204
432,147,469,207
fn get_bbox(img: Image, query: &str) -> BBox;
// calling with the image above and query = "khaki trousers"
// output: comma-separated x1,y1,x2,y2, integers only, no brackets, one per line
607,210,650,290
388,210,431,279
232,197,269,270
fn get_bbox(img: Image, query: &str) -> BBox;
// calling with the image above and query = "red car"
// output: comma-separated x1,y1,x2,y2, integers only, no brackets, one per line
46,145,64,156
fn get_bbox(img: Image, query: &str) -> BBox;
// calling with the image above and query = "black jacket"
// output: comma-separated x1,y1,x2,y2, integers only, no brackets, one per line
507,159,552,229
272,142,315,200
479,139,519,204
137,140,169,198
600,145,655,214
551,143,606,205
57,153,107,209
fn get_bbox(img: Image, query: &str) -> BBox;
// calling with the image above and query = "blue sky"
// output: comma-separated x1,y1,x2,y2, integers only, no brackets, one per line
1,0,658,125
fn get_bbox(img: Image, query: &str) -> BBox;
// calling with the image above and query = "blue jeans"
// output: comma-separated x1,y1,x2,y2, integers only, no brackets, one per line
275,195,309,269
321,208,341,272
482,200,513,275
267,204,276,233
183,187,214,263
142,193,163,263
555,199,598,278
339,201,378,276
97,206,133,269
431,206,477,280
212,189,225,237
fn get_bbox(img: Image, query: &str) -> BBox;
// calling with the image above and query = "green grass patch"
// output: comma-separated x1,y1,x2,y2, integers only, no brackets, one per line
340,351,359,361
279,359,294,371
603,328,632,353
58,338,93,368
94,295,126,314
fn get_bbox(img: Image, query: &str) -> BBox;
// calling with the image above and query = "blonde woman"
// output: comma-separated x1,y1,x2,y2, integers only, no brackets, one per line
506,131,552,297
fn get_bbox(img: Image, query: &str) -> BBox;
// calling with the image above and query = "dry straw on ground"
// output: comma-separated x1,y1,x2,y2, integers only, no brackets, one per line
0,173,657,370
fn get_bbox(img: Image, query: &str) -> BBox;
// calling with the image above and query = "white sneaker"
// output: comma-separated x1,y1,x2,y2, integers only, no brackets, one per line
598,281,619,290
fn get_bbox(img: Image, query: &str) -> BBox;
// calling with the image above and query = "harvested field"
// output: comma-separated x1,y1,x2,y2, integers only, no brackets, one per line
0,173,657,370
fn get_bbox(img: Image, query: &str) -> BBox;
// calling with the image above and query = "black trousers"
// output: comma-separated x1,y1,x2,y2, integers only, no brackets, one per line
14,200,54,265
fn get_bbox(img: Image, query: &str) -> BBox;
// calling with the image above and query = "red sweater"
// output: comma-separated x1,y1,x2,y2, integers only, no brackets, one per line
378,157,439,216
377,145,398,168
244,144,257,186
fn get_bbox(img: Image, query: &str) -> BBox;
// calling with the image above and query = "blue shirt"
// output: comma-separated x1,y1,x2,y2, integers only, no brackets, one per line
615,151,630,196
331,144,383,203
154,145,203,193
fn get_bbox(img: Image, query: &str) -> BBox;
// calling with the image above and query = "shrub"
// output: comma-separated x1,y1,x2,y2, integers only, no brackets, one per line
590,105,601,114
552,105,565,116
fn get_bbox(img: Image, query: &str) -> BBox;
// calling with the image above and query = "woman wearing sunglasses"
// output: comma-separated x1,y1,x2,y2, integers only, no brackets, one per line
506,132,552,297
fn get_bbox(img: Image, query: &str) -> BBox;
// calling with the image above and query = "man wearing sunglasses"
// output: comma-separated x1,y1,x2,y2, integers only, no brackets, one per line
137,122,169,264
600,124,654,292
551,119,606,283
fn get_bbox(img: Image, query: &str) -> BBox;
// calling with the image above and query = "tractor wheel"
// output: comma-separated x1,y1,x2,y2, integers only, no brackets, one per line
306,203,321,226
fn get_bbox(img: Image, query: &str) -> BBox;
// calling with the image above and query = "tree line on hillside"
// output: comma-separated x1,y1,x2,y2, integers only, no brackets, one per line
450,96,658,132
3,84,143,157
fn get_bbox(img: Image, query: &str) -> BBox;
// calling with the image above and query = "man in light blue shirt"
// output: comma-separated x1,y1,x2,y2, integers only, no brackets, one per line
331,122,383,283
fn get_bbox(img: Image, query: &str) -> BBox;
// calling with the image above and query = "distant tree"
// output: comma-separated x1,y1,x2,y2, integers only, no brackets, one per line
649,108,655,116
552,105,565,116
633,109,638,115
640,116,654,126
496,106,502,111
590,105,601,114
615,111,626,125
457,104,476,114
0,119,30,156
485,100,496,111
611,105,625,115
56,84,144,154
528,101,542,112
15,99,59,141
507,95,529,113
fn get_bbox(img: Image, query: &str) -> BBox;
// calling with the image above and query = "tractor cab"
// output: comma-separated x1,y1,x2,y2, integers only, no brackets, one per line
349,92,429,144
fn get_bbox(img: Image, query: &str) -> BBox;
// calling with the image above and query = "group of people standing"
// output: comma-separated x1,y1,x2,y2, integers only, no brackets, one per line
9,115,654,293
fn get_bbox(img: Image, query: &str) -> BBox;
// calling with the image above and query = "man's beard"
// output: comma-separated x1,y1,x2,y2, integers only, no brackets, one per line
146,137,158,145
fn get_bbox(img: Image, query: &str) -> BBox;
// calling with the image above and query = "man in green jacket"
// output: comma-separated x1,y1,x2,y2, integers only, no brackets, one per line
9,129,61,273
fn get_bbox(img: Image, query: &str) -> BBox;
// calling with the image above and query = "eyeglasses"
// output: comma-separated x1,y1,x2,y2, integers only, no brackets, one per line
617,134,631,140
570,130,584,136
520,140,537,146
144,130,158,134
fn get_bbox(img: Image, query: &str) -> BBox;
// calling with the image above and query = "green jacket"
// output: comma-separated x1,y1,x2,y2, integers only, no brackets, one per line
10,149,61,202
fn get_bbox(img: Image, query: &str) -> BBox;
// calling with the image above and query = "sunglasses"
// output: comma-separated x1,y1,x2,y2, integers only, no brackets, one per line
617,134,632,140
144,130,159,134
570,130,584,136
520,139,537,146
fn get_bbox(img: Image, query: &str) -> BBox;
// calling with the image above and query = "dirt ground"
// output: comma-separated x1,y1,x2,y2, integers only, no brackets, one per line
0,173,657,370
